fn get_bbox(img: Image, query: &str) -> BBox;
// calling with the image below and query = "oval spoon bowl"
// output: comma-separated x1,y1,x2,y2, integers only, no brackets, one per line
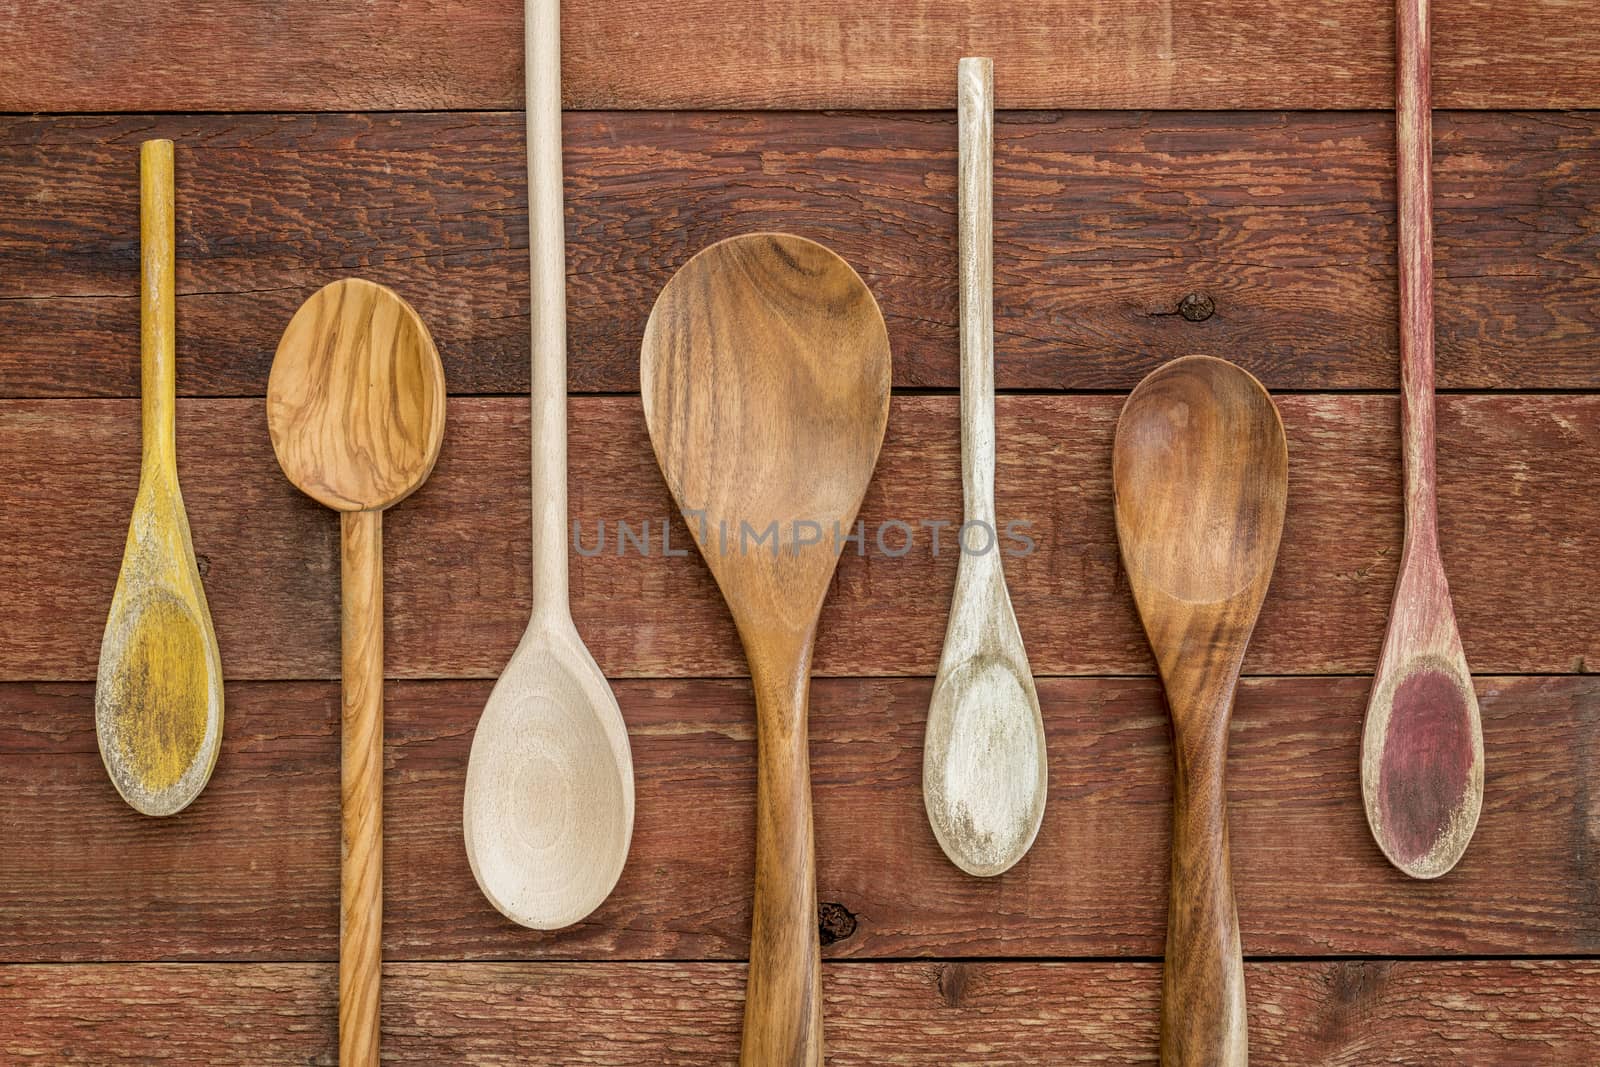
464,620,634,929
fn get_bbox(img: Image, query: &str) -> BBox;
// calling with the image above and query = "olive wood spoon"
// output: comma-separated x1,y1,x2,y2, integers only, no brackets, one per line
1113,355,1288,1067
96,139,224,817
268,277,446,1067
642,233,891,1065
923,57,1047,878
462,0,635,931
1360,0,1484,881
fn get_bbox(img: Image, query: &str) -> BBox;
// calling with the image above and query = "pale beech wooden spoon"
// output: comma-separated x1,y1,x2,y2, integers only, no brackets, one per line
1360,0,1483,881
642,233,890,1066
923,58,1047,878
463,0,634,931
268,277,446,1067
96,139,224,817
1114,355,1287,1067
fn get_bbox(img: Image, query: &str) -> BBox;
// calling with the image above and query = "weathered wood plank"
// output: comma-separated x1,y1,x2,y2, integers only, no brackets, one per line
3,960,1597,1063
3,394,1596,681
3,111,1599,397
5,1,1600,112
3,676,1595,962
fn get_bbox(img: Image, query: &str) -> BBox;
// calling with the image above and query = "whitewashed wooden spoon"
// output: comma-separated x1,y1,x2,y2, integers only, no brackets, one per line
462,0,634,929
922,58,1048,877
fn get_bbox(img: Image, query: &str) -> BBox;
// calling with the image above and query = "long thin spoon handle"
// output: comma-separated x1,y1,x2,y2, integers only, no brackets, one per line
743,643,822,1066
1396,0,1438,550
527,0,570,618
1162,671,1247,1065
340,509,384,1067
957,57,996,531
139,139,176,473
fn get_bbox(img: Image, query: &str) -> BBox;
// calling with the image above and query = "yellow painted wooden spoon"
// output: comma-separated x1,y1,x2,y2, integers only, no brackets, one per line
268,277,446,1067
95,139,224,818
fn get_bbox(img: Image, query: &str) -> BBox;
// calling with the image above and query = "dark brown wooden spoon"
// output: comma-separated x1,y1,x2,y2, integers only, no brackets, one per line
641,232,890,1065
1113,354,1288,1066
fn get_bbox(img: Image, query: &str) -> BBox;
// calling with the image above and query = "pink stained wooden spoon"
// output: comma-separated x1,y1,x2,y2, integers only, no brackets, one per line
1360,0,1484,880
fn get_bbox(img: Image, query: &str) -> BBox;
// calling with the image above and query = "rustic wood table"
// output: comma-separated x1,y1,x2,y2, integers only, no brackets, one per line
3,3,1599,1063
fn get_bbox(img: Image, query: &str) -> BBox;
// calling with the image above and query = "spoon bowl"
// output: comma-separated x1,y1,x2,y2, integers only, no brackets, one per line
464,620,634,929
1113,354,1287,1067
642,231,890,1066
267,277,444,512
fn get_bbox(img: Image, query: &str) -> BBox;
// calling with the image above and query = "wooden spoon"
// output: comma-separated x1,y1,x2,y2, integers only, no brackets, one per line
96,138,224,817
1113,355,1287,1067
462,0,635,931
267,277,446,1067
641,233,890,1065
923,57,1047,878
1360,0,1484,881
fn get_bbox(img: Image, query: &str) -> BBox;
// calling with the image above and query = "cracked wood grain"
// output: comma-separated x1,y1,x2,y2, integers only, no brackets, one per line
6,0,1600,111
4,111,1600,397
2,675,1596,963
2,961,1597,1063
3,394,1597,682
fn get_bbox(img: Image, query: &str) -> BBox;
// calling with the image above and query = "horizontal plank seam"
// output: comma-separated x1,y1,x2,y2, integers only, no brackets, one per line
3,672,1593,690
8,389,1600,404
4,105,1600,118
6,956,1600,967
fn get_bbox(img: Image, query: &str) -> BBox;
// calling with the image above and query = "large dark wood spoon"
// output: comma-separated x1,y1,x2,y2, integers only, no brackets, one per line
641,233,890,1065
1113,355,1288,1066
1361,0,1484,881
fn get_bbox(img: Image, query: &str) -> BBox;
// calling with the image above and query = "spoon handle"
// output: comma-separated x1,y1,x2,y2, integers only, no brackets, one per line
957,57,997,531
1162,677,1247,1065
1396,0,1438,551
139,139,176,476
339,509,384,1067
743,645,822,1066
527,0,570,617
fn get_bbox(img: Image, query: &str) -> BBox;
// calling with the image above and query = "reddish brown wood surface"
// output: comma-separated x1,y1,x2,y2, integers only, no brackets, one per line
5,1,1600,112
5,15,1598,1052
3,960,1597,1063
4,394,1596,683
4,111,1600,398
3,675,1595,963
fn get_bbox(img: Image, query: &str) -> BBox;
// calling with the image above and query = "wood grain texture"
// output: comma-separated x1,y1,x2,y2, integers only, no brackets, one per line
3,675,1595,964
4,393,1598,683
4,960,1598,1063
1362,0,1484,882
642,233,893,1065
338,510,383,1067
266,279,446,514
93,139,224,817
5,110,1600,398
462,0,635,935
6,1,1600,111
1114,358,1288,1065
924,58,1047,879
